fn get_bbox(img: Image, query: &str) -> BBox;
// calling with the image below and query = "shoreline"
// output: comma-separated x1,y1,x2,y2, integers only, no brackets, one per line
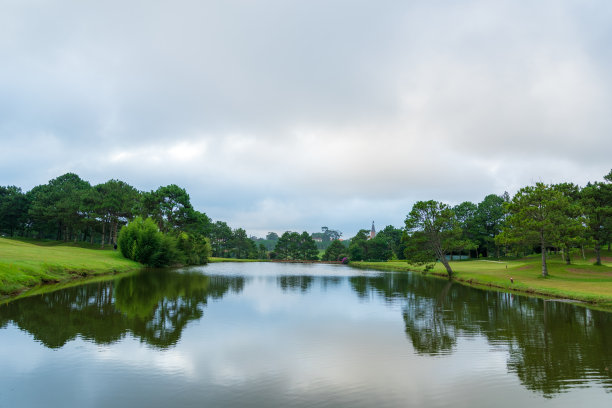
3,237,611,311
349,260,612,310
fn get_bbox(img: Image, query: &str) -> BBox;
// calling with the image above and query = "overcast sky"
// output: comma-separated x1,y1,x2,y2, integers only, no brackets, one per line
1,0,611,238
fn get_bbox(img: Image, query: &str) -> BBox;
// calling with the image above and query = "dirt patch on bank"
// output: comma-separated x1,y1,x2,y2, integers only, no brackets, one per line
588,257,612,263
568,268,612,277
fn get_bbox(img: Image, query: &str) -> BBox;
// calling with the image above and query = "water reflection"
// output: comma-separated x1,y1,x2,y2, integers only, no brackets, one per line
351,272,612,396
277,275,343,292
0,269,244,349
1,265,612,400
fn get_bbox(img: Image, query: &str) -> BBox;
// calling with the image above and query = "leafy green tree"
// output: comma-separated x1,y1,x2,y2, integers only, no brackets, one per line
348,229,369,261
377,225,406,260
266,232,279,241
274,231,292,259
580,173,612,265
404,200,465,277
140,184,194,233
299,231,319,260
322,239,347,261
26,184,55,239
0,186,28,236
258,243,268,259
231,228,251,259
452,201,479,257
474,194,507,258
177,232,212,265
321,226,342,242
550,183,585,264
182,209,212,236
366,234,393,261
92,179,139,247
500,183,576,276
210,221,233,257
28,173,91,241
273,231,318,260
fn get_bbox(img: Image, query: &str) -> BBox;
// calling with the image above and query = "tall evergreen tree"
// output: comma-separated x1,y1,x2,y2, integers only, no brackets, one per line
500,183,576,277
580,172,612,265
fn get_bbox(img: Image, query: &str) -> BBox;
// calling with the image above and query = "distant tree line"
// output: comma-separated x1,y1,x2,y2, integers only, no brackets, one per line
0,173,263,265
3,169,610,270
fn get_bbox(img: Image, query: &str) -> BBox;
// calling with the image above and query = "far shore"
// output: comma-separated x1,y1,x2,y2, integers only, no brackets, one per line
2,237,612,310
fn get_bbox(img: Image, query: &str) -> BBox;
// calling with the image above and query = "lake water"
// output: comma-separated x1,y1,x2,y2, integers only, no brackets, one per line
1,262,611,407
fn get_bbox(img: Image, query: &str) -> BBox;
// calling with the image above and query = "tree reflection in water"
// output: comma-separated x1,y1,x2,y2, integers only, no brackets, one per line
350,272,612,397
0,269,244,349
2,267,611,397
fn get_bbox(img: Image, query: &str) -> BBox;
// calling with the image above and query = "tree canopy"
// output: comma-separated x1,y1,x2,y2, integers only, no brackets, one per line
404,200,473,277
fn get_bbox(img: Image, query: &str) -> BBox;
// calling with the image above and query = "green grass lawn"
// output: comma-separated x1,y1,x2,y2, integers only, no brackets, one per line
0,237,141,298
353,250,612,307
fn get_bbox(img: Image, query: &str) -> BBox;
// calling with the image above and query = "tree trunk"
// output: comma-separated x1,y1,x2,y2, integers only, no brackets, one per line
440,256,453,278
595,242,601,266
540,231,548,277
581,244,586,260
560,249,565,263
101,222,105,249
565,245,571,265
112,220,118,245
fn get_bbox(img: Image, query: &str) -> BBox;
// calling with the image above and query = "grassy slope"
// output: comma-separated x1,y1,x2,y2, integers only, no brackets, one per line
0,237,141,297
352,250,612,307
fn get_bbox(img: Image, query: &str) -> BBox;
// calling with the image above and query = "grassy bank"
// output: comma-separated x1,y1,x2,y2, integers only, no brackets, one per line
0,237,141,298
351,251,612,307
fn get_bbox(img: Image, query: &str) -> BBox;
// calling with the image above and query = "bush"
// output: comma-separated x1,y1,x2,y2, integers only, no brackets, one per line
118,217,163,266
177,232,211,265
156,233,182,267
118,218,211,267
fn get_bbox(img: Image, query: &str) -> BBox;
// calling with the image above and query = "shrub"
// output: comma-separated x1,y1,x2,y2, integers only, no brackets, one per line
177,232,211,265
119,217,211,267
118,217,163,266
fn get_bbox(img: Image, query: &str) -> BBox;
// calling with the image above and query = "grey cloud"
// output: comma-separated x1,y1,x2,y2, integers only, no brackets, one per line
1,0,611,237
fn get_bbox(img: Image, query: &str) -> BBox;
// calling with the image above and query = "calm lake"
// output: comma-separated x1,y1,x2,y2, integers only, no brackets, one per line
1,262,611,407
